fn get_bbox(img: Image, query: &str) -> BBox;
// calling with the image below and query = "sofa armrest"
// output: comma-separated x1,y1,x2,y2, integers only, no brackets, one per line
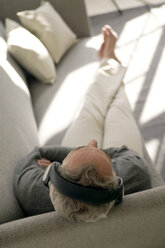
1,186,165,248
0,0,90,37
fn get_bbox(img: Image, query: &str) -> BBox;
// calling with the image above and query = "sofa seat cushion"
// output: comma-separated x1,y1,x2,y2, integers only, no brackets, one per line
0,45,39,223
29,37,100,146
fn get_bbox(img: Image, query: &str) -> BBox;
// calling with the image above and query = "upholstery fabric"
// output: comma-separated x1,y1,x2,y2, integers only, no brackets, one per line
17,1,77,63
6,18,56,84
0,43,39,223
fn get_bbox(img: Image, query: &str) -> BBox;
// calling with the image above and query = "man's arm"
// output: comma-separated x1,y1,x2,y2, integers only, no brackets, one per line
38,146,73,163
104,146,152,194
37,146,73,167
14,147,52,215
14,145,73,191
14,146,73,215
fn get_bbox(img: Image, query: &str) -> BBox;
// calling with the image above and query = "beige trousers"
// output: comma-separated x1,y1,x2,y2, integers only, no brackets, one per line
62,58,143,156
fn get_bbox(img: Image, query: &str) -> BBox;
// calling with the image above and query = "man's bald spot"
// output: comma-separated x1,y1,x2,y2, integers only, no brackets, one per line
63,141,113,179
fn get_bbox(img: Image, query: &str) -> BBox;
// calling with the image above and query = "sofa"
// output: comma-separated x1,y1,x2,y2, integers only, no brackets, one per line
0,0,165,247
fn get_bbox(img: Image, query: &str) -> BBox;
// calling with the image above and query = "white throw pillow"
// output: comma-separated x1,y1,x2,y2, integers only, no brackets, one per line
5,18,56,84
17,1,77,64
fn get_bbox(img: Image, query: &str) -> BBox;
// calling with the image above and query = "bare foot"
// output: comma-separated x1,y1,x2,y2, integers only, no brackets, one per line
98,25,121,63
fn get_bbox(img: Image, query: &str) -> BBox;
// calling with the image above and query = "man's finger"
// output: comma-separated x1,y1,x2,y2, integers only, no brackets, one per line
40,158,51,162
37,160,51,166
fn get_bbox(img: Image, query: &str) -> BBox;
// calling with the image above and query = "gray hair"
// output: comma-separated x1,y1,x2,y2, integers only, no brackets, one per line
49,161,118,223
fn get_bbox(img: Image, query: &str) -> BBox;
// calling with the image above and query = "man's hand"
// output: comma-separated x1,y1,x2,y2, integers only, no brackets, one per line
37,158,51,168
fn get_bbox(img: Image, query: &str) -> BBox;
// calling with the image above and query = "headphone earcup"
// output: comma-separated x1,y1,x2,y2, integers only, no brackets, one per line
43,162,60,186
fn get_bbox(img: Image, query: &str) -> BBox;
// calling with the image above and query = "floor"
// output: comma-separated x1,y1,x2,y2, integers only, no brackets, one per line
85,0,165,181
85,0,165,16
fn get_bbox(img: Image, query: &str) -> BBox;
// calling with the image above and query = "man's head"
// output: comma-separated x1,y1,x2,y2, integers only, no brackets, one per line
63,140,114,179
49,140,118,222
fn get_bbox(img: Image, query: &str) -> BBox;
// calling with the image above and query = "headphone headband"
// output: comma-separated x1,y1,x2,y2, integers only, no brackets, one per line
43,162,124,205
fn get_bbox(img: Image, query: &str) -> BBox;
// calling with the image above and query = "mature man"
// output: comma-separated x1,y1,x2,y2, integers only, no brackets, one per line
14,25,151,223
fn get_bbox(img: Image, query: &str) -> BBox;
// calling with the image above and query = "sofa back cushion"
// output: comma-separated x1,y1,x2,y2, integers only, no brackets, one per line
0,22,39,224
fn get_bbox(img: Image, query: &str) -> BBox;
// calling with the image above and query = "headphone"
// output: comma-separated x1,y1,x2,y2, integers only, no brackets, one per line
43,162,124,205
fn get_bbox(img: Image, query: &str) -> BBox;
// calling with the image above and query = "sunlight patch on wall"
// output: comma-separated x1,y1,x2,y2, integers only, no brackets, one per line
139,28,165,124
123,22,162,84
150,4,165,26
85,0,145,16
117,12,148,48
124,73,147,111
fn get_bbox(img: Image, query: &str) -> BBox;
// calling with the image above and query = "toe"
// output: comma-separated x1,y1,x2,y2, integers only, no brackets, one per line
106,27,118,41
98,42,105,59
102,27,107,41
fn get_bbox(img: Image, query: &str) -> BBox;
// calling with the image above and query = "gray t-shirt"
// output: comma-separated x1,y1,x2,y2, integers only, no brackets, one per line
14,145,151,216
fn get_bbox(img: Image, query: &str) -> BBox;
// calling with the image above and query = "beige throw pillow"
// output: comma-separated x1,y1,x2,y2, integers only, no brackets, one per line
5,18,56,84
17,1,77,63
